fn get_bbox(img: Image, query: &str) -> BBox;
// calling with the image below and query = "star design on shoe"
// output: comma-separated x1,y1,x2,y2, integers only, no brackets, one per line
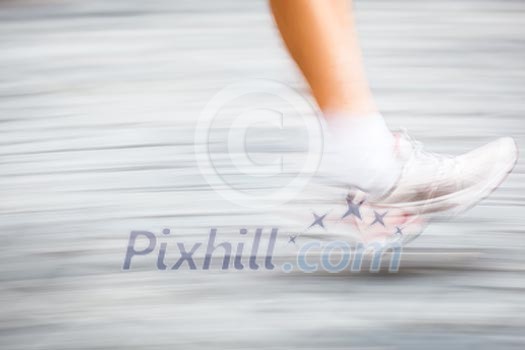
294,188,428,247
342,194,363,220
370,210,388,227
309,212,328,229
394,226,403,236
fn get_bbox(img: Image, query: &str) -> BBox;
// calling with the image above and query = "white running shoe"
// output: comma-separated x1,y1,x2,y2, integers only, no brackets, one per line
370,132,519,215
345,133,517,246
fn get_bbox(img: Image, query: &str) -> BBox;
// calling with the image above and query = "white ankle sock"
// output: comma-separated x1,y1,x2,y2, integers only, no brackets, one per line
322,113,402,197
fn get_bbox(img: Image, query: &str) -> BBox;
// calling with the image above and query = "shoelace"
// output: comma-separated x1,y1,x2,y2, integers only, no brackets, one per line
395,129,461,201
397,128,455,163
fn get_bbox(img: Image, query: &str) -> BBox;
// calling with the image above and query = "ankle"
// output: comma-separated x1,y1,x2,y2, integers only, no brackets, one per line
321,113,401,196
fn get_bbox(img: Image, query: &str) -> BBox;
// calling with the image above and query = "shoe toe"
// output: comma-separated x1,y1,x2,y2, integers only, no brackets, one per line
496,137,518,171
460,137,518,176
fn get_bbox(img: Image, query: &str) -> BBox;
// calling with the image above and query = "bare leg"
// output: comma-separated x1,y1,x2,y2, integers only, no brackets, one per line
270,0,399,194
269,0,518,236
269,0,376,116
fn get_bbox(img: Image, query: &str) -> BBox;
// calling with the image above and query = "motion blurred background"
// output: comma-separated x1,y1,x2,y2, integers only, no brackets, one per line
1,0,525,349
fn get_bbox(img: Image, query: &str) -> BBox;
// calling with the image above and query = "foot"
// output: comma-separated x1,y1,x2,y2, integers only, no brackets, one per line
370,132,519,215
345,133,517,246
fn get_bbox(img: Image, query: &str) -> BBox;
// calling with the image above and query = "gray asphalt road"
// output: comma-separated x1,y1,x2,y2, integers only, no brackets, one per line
1,0,525,349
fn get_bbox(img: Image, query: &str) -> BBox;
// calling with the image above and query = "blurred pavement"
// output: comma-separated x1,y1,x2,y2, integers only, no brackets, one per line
1,0,525,349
